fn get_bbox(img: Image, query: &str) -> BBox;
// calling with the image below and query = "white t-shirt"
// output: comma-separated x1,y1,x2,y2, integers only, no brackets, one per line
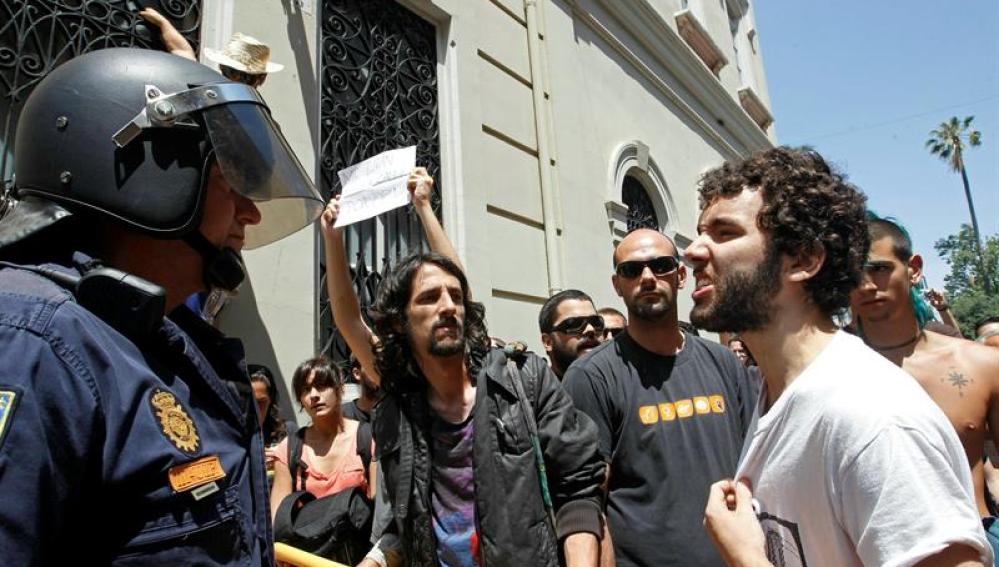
736,331,991,567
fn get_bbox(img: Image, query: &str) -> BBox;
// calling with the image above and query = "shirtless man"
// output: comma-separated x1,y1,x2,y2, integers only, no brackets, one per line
851,215,999,522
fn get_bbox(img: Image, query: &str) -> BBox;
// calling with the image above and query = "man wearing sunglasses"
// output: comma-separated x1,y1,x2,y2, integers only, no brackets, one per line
563,229,756,567
539,290,606,379
598,307,628,341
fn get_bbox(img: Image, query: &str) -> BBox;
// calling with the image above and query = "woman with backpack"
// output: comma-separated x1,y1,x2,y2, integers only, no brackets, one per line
270,356,375,562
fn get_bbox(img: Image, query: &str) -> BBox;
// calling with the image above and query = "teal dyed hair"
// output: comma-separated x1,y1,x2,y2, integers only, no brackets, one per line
865,211,937,329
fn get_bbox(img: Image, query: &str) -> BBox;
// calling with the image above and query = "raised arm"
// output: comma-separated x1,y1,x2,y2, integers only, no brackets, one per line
320,199,381,385
925,288,962,335
408,167,464,272
138,8,197,61
322,168,462,386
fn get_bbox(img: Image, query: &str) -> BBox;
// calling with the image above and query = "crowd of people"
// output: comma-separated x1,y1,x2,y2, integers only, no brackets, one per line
294,153,999,567
1,25,998,567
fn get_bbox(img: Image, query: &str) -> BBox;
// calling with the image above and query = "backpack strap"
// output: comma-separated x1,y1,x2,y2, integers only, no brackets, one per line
503,353,557,533
287,426,308,492
355,420,373,475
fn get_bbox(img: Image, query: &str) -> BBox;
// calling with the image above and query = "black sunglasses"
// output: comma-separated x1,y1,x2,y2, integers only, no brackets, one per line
550,315,605,336
615,256,680,279
602,327,625,339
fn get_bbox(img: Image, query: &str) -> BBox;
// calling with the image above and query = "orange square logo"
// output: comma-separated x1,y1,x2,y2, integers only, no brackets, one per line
659,402,676,421
638,405,660,425
693,396,711,414
675,399,693,418
709,395,726,413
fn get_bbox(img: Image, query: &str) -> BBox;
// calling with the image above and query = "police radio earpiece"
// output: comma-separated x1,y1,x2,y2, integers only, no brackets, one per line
0,261,166,339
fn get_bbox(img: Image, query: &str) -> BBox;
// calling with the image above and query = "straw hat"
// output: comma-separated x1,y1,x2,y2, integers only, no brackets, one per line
203,33,284,75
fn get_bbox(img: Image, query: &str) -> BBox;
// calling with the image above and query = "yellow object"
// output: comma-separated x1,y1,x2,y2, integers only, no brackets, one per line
274,542,350,567
168,455,226,492
151,389,200,453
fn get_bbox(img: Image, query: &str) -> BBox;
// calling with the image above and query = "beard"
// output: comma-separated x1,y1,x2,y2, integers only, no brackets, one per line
427,315,467,357
690,247,782,333
550,336,600,375
628,289,675,322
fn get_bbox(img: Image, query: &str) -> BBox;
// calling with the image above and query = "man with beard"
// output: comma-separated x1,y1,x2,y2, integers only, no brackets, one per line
321,184,606,566
695,147,990,567
850,215,999,555
562,228,756,567
539,290,606,379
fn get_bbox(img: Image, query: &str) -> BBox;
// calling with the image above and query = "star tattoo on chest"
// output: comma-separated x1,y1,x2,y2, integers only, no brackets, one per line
943,370,970,397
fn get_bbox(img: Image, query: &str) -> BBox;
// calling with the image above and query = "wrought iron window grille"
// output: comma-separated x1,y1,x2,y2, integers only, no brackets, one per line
0,0,201,216
623,174,660,231
317,0,442,365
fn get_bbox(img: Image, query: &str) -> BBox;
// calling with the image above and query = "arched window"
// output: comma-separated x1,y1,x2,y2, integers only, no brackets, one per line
622,173,660,231
606,141,678,243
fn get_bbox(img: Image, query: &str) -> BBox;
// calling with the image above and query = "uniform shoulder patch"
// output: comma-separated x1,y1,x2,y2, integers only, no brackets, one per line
0,389,19,449
150,389,200,454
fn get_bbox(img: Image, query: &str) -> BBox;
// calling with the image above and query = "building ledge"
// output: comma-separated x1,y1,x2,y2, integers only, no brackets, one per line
674,9,728,76
738,86,773,131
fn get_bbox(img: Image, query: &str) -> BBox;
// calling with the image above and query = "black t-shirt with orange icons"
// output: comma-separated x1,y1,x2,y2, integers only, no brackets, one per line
563,331,755,567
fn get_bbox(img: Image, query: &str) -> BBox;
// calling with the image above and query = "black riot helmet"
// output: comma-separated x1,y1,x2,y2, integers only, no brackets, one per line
2,48,322,290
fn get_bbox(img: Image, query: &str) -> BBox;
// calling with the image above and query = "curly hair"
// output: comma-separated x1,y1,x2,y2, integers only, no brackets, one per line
697,146,869,319
370,253,490,395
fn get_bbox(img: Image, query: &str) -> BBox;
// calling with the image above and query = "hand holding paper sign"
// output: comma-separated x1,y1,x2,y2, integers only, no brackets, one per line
319,197,341,235
407,166,435,207
321,166,433,236
319,164,468,395
333,146,417,228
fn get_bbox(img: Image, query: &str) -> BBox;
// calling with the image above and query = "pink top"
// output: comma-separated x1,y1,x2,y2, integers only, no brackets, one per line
275,419,367,498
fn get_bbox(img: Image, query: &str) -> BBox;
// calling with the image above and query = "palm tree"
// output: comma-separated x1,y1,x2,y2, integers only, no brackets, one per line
926,116,991,294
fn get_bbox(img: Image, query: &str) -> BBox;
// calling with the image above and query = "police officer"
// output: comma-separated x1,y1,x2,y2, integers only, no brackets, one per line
0,48,322,564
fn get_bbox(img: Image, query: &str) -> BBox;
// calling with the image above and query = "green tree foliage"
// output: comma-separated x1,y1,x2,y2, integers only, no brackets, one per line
934,224,999,336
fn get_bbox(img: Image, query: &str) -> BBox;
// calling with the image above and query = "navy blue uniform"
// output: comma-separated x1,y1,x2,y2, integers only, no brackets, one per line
0,259,274,565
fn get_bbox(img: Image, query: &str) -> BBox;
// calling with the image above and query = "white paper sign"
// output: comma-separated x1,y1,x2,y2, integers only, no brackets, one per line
334,146,416,228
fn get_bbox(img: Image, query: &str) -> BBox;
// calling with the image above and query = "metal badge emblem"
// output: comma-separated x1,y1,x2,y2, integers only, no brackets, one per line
0,390,18,449
150,389,200,454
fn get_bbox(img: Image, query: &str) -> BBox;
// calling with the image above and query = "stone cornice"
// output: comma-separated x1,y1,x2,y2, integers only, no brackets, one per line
567,0,774,156
675,9,728,76
738,86,773,131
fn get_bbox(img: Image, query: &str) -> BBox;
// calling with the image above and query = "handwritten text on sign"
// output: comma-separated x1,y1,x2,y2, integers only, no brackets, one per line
334,146,417,228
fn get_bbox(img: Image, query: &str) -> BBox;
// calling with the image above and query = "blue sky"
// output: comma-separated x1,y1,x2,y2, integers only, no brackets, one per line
753,2,998,289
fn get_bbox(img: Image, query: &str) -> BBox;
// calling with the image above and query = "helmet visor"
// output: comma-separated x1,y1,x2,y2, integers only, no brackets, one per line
203,102,322,249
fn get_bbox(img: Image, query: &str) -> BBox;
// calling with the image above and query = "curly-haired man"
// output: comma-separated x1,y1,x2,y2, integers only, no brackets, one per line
694,147,991,566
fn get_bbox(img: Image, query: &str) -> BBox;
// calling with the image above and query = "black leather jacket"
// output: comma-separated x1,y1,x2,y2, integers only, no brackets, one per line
373,348,605,566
